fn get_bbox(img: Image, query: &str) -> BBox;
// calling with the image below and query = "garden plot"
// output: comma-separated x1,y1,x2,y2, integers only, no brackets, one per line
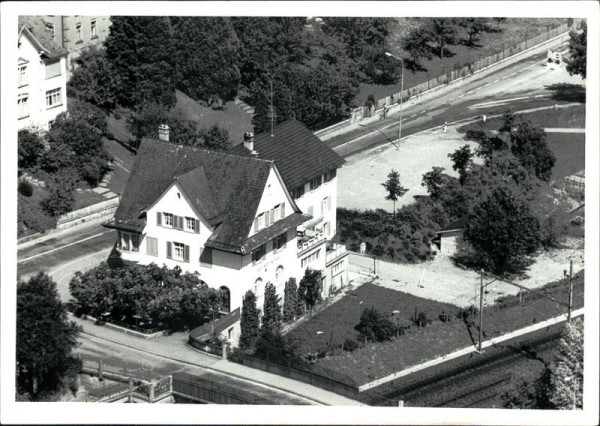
337,127,482,211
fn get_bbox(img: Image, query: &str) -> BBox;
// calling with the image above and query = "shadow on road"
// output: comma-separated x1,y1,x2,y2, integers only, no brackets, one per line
545,83,586,103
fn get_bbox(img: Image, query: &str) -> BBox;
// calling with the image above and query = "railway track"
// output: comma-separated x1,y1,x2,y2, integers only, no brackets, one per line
366,329,563,407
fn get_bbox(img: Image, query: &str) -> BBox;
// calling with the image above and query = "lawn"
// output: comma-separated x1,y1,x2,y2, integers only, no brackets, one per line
103,137,136,195
72,190,106,211
356,18,567,105
294,272,584,385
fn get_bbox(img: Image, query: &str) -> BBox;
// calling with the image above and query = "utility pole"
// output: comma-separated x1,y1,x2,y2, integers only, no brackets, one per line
567,259,573,321
478,269,484,352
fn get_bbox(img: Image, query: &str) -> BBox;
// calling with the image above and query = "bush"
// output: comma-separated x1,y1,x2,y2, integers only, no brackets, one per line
18,179,33,197
18,130,45,170
412,311,428,327
18,195,57,236
342,338,360,352
354,307,396,342
465,129,488,143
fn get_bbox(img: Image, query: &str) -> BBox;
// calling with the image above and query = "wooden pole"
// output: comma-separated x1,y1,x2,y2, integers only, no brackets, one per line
568,260,573,321
478,269,484,352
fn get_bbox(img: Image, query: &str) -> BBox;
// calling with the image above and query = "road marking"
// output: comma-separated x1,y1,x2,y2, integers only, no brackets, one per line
458,94,465,98
493,79,500,83
501,76,507,80
466,90,473,94
482,83,491,88
17,231,113,264
510,72,518,76
534,94,546,98
410,114,418,118
449,98,455,102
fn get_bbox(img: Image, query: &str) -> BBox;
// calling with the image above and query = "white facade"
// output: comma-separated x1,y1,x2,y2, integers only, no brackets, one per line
18,28,68,131
117,168,303,313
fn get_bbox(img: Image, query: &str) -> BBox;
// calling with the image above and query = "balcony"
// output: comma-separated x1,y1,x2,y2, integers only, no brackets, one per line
325,242,348,265
297,230,326,256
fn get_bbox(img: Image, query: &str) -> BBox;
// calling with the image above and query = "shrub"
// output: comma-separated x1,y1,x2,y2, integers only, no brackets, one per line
465,129,488,143
342,338,360,352
18,130,45,170
412,311,428,327
18,179,33,197
354,307,396,342
18,195,57,236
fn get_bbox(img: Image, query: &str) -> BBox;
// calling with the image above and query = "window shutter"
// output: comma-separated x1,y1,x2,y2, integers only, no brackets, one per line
117,231,122,250
308,205,313,216
157,212,161,226
282,231,288,244
254,218,258,233
327,197,332,211
184,245,190,263
167,241,172,259
195,219,200,233
270,209,275,225
281,203,285,218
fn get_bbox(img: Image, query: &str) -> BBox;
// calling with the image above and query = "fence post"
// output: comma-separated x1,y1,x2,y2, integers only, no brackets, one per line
149,381,155,403
128,377,134,403
98,359,104,381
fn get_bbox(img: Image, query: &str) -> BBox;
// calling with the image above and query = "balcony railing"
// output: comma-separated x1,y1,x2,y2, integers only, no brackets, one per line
297,231,326,255
326,243,347,264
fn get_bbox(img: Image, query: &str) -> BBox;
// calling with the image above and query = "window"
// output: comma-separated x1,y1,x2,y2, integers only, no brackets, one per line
332,261,344,274
186,217,199,233
274,204,281,221
45,88,62,108
90,19,98,38
310,175,322,191
167,241,189,262
275,266,284,282
324,222,331,237
76,23,82,41
45,22,55,37
119,232,140,253
45,60,61,79
273,232,287,251
254,278,263,294
200,247,213,267
48,120,54,129
18,65,27,87
163,213,174,227
301,250,321,268
324,169,337,182
257,213,264,230
280,203,285,218
18,95,29,119
146,236,158,256
252,244,266,263
292,185,305,199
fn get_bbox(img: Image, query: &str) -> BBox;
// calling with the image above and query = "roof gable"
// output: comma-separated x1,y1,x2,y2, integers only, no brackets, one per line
111,138,274,252
229,119,345,190
18,16,68,59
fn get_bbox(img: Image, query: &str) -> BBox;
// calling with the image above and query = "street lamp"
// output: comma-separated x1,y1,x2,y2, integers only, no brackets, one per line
385,52,405,144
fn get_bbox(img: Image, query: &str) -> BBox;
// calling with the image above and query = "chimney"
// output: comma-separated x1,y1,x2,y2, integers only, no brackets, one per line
243,132,254,152
158,124,170,142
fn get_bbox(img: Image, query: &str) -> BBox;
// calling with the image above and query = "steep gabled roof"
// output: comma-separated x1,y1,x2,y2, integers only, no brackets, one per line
18,16,68,59
229,119,345,190
107,138,300,253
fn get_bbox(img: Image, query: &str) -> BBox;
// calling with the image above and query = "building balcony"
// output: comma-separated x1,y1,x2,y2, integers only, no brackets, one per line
325,242,348,265
297,229,327,256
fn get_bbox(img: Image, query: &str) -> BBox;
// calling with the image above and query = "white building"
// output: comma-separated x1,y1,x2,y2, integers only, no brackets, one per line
105,120,349,326
18,16,68,131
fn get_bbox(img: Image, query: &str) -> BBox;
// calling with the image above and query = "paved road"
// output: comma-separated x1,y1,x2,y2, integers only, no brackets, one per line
325,46,585,157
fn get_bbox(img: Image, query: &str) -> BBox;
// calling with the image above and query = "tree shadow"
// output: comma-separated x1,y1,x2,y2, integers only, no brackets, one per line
405,59,428,73
544,83,586,103
107,244,125,269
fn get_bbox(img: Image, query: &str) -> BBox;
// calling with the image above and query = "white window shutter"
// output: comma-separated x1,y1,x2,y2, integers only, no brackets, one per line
157,212,162,226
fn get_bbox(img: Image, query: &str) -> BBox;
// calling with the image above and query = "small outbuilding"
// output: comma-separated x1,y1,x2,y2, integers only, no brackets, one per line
435,217,468,256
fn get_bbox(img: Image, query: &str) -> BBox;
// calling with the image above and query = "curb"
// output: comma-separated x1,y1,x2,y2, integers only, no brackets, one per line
78,325,331,406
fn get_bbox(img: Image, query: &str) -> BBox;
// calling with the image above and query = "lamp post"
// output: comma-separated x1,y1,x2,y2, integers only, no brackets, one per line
385,52,405,144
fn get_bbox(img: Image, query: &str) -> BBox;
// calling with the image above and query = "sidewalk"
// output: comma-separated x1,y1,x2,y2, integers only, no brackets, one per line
18,215,110,251
73,315,364,406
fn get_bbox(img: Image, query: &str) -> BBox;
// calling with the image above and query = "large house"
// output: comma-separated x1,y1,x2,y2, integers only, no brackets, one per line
104,120,349,319
40,16,111,76
18,16,68,131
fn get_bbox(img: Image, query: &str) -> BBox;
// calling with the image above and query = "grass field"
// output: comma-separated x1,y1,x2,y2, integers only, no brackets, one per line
294,272,584,385
356,18,567,105
546,132,585,180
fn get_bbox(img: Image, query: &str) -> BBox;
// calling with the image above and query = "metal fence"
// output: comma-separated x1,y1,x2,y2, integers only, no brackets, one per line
172,372,269,404
240,354,362,401
374,23,569,111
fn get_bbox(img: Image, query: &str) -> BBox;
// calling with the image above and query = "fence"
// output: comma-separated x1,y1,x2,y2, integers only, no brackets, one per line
374,23,570,111
188,338,223,357
239,354,362,401
172,372,270,404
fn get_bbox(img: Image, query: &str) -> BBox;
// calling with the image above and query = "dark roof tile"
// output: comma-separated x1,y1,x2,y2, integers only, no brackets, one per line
229,119,345,190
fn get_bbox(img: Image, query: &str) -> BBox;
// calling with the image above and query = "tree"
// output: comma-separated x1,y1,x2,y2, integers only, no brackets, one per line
499,109,517,134
298,268,322,311
105,17,177,109
283,278,298,323
464,185,540,274
40,172,77,217
239,290,261,350
510,121,556,182
448,145,474,185
67,45,120,113
18,129,45,170
403,29,433,71
253,329,302,365
456,18,491,46
17,273,82,400
566,21,586,79
502,368,554,409
549,318,584,409
174,17,241,104
262,282,282,335
354,307,396,342
381,169,408,218
420,18,460,58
